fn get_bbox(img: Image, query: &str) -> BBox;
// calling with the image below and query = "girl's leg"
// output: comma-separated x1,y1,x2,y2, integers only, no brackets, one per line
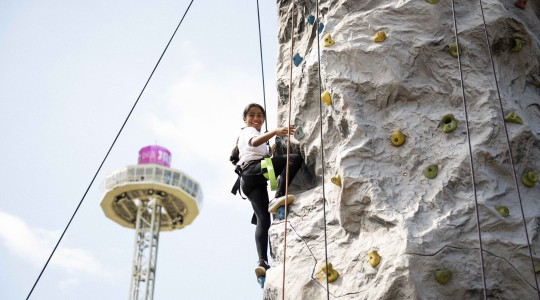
246,187,271,261
271,154,303,198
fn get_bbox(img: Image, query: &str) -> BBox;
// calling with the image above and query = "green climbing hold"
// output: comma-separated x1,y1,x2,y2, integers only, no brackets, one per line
425,0,439,3
496,205,509,217
521,171,538,187
423,164,438,179
535,265,540,273
449,42,459,58
435,269,452,285
504,112,523,124
511,38,522,52
441,114,457,133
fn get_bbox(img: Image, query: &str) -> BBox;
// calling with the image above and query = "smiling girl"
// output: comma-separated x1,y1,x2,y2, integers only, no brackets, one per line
230,103,303,280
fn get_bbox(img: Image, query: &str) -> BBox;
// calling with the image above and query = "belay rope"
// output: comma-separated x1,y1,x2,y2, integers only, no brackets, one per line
281,0,296,298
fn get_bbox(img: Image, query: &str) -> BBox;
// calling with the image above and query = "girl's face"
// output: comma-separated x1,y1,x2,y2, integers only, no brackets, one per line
244,106,265,131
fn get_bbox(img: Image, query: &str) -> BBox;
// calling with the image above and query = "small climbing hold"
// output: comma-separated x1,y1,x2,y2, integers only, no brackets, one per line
504,111,523,124
535,265,540,273
368,250,381,268
515,0,527,10
276,206,286,220
257,276,265,288
320,263,339,283
331,174,341,187
293,53,303,67
373,31,386,42
521,171,538,188
391,130,405,147
321,91,332,105
435,269,452,285
423,164,438,179
441,114,457,133
511,38,522,52
495,205,510,217
449,42,459,58
318,22,324,34
323,33,335,47
425,0,439,3
294,126,305,140
307,15,315,25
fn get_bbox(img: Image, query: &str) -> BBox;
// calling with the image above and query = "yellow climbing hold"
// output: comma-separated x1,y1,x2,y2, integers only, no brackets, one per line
435,269,452,285
321,91,332,105
320,263,339,283
373,31,386,42
368,249,381,268
331,174,341,187
449,42,459,58
391,130,405,147
496,205,509,217
323,33,335,47
511,38,522,52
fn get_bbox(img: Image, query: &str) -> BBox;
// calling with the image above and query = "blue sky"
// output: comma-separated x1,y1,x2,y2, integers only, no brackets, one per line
0,1,280,299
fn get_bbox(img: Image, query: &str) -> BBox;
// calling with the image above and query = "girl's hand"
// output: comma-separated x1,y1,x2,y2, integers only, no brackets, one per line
275,126,295,137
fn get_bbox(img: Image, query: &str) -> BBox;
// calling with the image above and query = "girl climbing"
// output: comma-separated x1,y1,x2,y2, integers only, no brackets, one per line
230,103,303,279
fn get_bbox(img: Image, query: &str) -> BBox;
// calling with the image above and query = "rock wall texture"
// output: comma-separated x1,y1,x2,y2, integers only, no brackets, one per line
264,0,540,299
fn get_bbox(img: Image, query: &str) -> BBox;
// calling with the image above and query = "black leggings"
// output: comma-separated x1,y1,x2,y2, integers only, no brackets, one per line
241,154,303,261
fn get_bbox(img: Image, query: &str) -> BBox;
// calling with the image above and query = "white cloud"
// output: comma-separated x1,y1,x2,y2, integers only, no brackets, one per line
0,211,115,280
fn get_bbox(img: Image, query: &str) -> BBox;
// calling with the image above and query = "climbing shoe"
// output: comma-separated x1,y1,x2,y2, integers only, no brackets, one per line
268,195,296,214
255,260,270,277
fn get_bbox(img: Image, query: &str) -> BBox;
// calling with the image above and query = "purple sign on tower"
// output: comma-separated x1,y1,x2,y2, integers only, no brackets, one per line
138,145,171,167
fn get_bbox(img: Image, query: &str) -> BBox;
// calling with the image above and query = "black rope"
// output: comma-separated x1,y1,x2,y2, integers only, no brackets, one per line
256,0,269,134
476,0,540,296
449,0,487,298
25,1,195,299
315,2,330,299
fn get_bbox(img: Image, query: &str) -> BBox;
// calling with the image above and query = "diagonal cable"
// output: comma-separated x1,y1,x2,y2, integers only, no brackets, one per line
25,1,195,299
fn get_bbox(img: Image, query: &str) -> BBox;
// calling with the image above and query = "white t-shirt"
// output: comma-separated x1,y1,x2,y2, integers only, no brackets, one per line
237,127,269,167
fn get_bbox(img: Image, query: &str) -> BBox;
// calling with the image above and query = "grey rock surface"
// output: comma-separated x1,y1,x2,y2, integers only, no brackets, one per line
264,0,540,299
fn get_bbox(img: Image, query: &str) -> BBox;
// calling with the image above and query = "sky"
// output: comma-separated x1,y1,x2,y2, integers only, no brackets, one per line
0,1,281,299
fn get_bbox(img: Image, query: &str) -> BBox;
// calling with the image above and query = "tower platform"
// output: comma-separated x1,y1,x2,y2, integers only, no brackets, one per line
100,163,202,231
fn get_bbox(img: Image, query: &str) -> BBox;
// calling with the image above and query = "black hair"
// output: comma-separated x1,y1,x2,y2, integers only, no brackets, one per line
230,103,266,165
242,103,266,120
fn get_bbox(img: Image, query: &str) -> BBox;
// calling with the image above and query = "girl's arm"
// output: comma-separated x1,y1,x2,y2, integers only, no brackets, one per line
250,126,295,147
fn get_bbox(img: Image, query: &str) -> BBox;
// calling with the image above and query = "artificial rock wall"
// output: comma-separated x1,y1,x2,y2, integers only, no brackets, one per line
264,0,540,299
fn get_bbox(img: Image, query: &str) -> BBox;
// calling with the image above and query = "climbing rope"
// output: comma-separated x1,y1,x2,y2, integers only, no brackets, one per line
315,1,331,298
282,1,296,298
449,0,488,298
255,0,269,134
24,2,195,299
476,0,540,296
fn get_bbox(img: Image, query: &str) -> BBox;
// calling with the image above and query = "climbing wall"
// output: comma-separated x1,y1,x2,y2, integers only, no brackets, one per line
265,0,540,299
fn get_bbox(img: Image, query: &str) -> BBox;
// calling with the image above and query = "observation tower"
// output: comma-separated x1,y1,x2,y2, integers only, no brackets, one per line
100,145,203,300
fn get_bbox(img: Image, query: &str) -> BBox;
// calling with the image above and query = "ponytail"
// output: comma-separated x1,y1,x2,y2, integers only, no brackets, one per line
229,137,240,165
